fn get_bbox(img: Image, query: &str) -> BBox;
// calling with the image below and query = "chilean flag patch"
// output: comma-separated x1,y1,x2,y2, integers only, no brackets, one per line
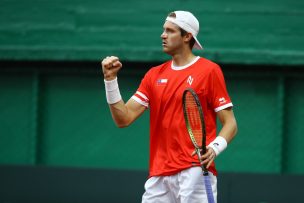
157,79,168,86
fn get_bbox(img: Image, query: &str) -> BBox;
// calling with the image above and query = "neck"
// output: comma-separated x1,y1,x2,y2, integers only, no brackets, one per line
171,49,196,67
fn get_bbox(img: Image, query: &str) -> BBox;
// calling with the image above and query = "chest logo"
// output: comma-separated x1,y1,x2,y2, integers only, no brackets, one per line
187,76,194,85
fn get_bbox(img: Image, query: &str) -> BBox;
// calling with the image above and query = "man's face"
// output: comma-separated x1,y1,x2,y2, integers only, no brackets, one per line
161,21,184,55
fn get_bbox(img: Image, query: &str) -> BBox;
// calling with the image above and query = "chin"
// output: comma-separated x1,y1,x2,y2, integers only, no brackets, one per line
162,47,172,55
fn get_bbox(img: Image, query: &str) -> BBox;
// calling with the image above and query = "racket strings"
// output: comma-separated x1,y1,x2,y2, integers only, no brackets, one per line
185,93,203,147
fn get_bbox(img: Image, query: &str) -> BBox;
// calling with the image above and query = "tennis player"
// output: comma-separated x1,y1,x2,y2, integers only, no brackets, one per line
101,11,237,203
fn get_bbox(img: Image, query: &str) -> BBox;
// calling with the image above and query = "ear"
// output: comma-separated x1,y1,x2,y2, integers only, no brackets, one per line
183,32,193,43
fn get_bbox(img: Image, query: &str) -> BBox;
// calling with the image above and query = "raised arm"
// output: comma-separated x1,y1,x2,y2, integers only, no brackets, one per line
101,56,146,128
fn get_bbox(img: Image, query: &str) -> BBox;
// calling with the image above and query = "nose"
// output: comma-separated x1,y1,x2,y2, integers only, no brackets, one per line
161,31,167,39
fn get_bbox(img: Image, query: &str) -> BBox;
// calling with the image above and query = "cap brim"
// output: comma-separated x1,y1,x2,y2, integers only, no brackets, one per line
193,36,203,50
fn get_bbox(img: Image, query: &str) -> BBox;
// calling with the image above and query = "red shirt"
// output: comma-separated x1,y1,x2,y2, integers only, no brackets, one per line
131,57,233,177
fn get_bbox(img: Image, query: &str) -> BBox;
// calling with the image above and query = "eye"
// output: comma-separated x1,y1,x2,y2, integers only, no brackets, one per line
165,28,174,34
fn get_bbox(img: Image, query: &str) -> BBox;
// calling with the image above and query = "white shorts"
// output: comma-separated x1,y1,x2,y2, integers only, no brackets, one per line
142,167,217,203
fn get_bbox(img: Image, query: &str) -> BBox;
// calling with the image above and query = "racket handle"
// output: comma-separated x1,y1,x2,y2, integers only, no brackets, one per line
204,174,215,203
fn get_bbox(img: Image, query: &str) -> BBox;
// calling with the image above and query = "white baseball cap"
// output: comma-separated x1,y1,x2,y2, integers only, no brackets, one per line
166,11,203,49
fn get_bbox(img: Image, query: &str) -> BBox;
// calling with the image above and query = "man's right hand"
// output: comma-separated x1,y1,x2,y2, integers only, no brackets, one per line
101,56,122,81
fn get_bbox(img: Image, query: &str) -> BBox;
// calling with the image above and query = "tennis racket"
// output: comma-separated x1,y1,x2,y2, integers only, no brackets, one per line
182,88,215,203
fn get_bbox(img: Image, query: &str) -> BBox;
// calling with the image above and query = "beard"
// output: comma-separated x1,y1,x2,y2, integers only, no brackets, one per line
162,41,182,56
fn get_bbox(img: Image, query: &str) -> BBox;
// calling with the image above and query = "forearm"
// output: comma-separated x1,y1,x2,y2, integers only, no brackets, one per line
104,80,146,128
208,108,237,156
216,108,237,143
103,79,130,128
101,56,146,128
217,117,237,144
109,100,133,128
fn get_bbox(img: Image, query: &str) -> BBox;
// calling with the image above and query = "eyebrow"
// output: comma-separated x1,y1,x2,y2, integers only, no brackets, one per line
163,26,177,32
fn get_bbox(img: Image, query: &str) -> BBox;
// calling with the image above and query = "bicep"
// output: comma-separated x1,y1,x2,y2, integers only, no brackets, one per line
217,108,234,124
109,98,146,128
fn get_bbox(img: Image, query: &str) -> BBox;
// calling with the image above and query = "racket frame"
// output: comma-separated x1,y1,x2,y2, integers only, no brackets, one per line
182,88,215,203
182,88,207,173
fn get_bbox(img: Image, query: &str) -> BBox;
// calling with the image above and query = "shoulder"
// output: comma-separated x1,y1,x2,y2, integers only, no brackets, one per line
195,57,224,79
146,60,172,76
197,57,221,70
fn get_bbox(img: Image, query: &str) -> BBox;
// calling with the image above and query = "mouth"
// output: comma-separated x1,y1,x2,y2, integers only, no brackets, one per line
162,41,167,47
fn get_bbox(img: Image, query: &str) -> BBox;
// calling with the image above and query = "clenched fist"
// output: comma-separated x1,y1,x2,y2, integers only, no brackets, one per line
101,56,122,81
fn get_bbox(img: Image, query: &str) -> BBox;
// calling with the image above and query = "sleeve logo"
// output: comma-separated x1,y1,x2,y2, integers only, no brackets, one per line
219,97,227,104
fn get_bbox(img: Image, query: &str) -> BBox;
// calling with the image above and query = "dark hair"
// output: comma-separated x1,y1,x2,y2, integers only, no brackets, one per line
167,12,196,49
180,28,196,49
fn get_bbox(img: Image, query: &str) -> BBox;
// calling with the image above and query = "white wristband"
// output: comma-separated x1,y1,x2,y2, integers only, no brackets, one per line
104,77,122,104
208,136,227,156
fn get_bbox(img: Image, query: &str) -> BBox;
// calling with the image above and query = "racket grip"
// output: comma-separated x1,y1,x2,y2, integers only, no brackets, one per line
204,175,215,203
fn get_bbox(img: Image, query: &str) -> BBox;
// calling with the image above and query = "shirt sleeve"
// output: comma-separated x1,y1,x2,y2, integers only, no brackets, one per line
131,70,151,108
208,65,233,112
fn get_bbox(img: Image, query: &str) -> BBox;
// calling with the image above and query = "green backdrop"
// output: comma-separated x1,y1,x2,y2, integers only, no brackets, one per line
1,0,304,175
0,0,303,64
1,63,304,175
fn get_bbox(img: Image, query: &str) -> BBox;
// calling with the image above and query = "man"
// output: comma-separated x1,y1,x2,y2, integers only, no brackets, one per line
101,11,237,203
